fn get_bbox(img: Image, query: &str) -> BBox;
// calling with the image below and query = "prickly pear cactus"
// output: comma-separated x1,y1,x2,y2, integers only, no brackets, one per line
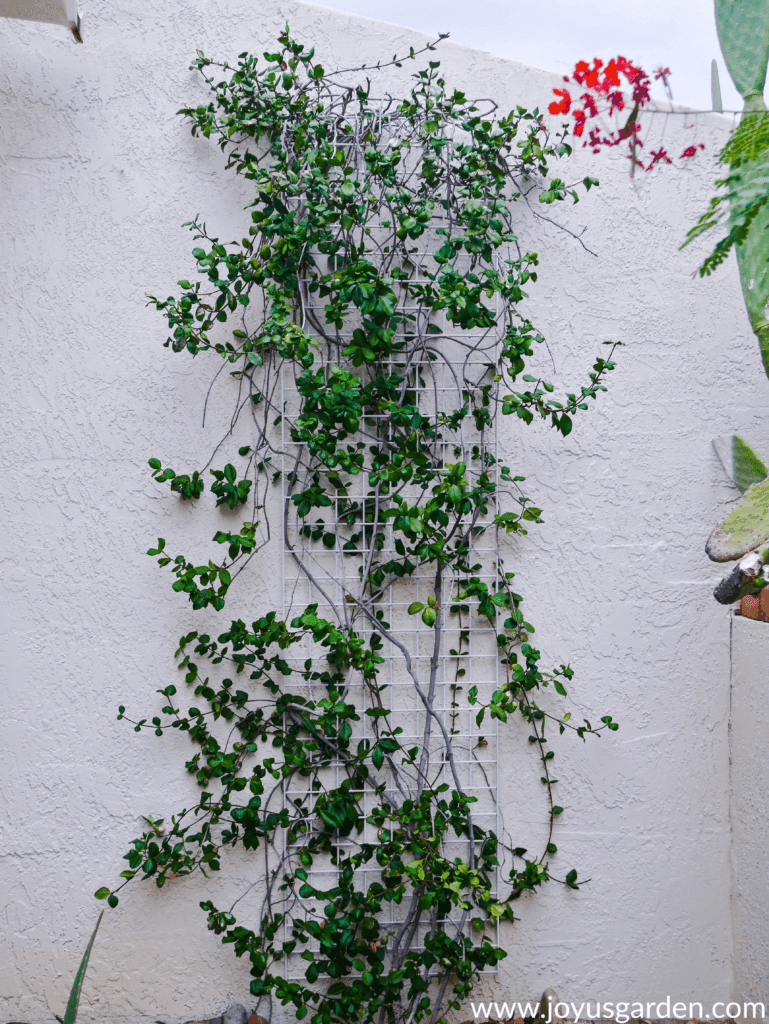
707,476,769,560
701,5,769,603
715,0,769,101
715,0,769,373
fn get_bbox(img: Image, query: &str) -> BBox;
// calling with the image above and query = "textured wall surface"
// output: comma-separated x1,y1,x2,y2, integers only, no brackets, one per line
730,617,769,1008
0,1,764,1020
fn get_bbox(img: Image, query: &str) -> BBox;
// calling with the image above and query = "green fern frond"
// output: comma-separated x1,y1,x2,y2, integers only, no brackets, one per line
699,192,769,275
720,111,769,167
682,169,769,275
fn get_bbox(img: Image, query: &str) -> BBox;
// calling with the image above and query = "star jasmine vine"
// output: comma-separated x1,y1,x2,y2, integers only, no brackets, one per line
97,30,620,1024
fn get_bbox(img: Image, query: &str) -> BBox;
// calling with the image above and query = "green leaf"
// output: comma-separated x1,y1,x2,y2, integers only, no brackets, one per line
733,434,768,493
407,602,424,614
93,887,110,900
63,912,103,1024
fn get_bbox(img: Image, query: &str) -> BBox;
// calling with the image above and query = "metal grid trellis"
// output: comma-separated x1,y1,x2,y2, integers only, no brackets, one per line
276,247,507,979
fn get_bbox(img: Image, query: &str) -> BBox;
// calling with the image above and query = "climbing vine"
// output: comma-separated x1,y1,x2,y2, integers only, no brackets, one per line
97,30,620,1024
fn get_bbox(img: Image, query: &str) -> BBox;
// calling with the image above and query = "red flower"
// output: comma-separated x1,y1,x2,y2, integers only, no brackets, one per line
607,90,625,115
573,60,591,84
647,147,672,170
549,88,572,115
680,144,705,158
587,126,607,152
573,109,586,137
654,66,672,81
569,56,650,107
580,92,598,118
603,59,621,88
616,56,642,84
583,59,603,90
632,77,651,105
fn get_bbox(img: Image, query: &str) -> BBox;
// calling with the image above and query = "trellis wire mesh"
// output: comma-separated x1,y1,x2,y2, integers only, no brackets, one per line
278,248,505,977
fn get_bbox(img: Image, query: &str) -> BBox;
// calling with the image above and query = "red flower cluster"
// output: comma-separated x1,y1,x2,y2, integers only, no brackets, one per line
548,57,651,138
574,56,649,102
549,57,703,172
680,144,705,159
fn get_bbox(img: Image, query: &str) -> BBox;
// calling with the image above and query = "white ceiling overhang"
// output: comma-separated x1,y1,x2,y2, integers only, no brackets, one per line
0,0,81,41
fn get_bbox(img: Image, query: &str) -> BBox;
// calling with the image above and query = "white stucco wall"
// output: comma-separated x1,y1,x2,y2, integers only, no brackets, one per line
730,617,769,1009
0,1,764,1021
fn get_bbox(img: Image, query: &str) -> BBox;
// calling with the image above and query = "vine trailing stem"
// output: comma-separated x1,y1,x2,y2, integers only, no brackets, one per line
100,28,620,1024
